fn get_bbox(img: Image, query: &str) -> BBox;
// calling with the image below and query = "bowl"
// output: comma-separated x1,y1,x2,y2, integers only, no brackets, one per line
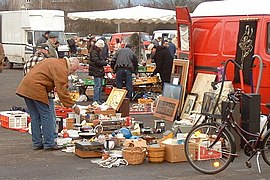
78,132,96,139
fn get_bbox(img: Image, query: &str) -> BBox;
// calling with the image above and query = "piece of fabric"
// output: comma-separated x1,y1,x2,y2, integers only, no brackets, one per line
234,20,257,85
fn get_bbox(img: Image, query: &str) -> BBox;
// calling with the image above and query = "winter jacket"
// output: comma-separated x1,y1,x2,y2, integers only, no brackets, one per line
16,58,75,108
46,39,58,58
88,46,107,77
111,47,138,75
153,45,173,83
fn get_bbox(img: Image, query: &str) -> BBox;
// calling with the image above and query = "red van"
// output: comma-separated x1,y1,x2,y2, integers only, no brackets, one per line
176,1,270,113
109,32,151,54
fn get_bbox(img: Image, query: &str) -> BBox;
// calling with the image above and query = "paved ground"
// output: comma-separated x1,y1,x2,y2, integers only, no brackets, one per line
0,67,270,180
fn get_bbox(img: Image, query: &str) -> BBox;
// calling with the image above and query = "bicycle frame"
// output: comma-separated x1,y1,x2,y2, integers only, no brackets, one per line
212,100,270,152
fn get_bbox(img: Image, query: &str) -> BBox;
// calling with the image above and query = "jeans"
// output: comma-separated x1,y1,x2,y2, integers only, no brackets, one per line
93,77,103,103
24,97,56,149
49,98,57,139
116,69,133,99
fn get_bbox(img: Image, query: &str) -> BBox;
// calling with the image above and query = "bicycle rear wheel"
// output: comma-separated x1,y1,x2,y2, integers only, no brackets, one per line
185,123,235,174
261,129,270,166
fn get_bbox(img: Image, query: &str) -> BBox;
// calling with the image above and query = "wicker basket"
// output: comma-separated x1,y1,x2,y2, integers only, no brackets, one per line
122,147,146,165
147,144,165,163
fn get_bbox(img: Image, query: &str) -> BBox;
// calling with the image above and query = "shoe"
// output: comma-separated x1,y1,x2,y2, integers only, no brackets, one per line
44,145,63,151
33,145,44,150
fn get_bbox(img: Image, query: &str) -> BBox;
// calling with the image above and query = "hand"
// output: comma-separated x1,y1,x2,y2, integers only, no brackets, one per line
73,105,80,115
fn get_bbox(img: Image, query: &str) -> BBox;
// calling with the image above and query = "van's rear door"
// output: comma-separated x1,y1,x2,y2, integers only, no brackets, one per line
176,7,194,91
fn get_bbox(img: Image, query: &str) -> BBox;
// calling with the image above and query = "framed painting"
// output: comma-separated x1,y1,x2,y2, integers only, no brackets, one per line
105,88,127,111
180,93,198,119
153,96,180,122
162,82,182,100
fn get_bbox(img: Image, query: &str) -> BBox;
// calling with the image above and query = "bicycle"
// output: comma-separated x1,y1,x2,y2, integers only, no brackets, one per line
184,60,270,174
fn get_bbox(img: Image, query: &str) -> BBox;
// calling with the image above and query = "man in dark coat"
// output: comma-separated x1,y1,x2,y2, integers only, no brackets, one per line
149,44,173,88
88,39,108,104
111,44,138,99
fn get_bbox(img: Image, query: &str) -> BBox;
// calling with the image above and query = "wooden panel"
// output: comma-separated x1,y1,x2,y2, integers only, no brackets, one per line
191,73,216,112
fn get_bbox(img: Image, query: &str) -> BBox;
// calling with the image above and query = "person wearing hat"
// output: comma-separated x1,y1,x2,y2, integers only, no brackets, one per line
149,43,173,88
46,32,59,58
36,31,51,46
88,39,108,104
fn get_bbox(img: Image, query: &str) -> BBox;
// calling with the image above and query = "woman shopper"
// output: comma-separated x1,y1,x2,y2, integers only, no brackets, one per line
88,39,108,104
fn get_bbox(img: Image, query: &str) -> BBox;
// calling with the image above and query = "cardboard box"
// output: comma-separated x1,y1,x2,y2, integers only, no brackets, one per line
197,141,222,160
163,143,196,163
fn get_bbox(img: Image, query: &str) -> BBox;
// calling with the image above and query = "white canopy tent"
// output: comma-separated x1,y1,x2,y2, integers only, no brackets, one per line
67,5,176,32
68,6,176,60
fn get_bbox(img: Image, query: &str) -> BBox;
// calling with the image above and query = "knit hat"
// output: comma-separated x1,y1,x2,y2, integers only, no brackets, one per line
95,39,105,48
48,32,58,38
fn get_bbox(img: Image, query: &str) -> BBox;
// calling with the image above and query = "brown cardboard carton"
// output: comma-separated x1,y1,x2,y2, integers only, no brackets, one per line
163,143,196,163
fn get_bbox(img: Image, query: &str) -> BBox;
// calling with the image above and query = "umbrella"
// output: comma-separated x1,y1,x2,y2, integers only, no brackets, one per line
68,6,176,60
67,5,176,25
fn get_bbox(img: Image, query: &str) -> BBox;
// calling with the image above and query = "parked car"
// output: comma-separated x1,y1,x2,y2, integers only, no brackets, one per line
109,32,151,54
152,30,177,41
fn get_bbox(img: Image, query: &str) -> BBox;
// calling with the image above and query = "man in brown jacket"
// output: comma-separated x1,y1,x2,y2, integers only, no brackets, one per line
16,57,80,150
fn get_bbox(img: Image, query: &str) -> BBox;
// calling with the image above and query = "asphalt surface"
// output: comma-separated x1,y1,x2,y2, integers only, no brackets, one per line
0,66,270,180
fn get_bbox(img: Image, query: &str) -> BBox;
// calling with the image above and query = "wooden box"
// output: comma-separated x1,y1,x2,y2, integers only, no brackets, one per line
75,149,102,158
75,141,103,158
94,109,116,116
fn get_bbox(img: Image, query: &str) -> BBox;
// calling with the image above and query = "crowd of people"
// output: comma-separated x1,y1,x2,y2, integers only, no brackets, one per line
11,30,177,151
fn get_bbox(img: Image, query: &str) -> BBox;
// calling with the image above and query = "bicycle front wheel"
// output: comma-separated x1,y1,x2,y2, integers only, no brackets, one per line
185,123,235,174
261,129,270,166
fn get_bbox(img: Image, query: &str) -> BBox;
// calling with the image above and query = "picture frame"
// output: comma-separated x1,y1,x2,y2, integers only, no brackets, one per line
170,73,181,85
180,93,198,119
105,88,127,111
162,82,182,100
170,59,190,116
153,96,180,122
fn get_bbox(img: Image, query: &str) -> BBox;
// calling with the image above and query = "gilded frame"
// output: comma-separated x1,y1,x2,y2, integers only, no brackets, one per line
105,88,127,111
